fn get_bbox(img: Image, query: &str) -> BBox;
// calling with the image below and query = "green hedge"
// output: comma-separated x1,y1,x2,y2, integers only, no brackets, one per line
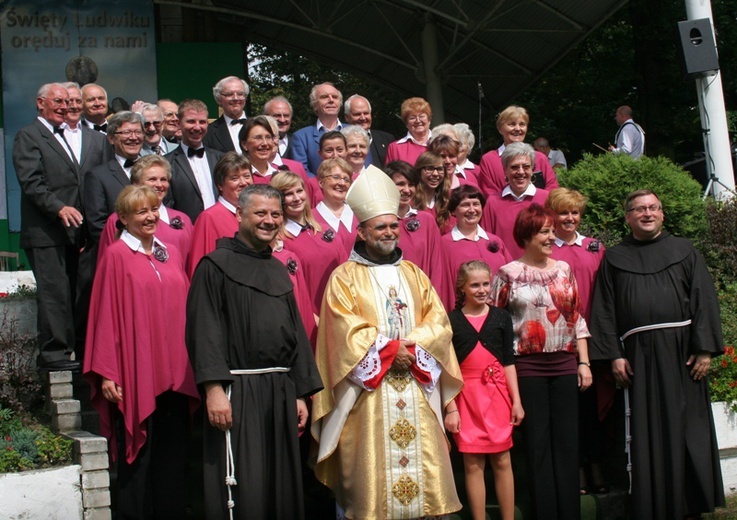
558,153,706,246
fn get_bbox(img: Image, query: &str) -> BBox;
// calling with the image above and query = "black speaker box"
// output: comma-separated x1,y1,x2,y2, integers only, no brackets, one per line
677,18,719,78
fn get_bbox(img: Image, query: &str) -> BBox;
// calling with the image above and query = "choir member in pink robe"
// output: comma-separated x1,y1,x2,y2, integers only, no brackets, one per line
84,185,199,520
384,160,445,289
480,142,549,259
385,97,432,165
477,106,558,196
413,151,455,234
307,131,348,208
545,187,610,495
270,170,345,335
439,185,513,311
312,158,358,256
186,152,253,277
342,125,369,178
97,155,193,271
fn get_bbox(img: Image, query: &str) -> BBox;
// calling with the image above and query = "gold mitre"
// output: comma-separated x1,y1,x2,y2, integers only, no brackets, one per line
345,165,400,222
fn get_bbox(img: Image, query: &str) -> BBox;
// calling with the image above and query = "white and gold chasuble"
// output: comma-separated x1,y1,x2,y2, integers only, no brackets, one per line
312,257,463,520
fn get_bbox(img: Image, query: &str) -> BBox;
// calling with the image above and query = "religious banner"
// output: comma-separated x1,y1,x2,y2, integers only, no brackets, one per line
1,0,157,231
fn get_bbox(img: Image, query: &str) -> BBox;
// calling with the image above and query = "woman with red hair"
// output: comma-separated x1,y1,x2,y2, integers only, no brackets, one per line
489,203,592,520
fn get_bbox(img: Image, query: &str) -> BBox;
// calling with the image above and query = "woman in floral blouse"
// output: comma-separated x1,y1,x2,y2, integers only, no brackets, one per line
489,203,592,520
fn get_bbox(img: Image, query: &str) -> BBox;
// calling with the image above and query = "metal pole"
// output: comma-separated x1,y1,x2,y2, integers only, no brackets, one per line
421,13,445,126
684,0,735,199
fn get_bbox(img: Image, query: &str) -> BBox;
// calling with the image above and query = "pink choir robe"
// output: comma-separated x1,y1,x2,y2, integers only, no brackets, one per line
187,200,238,278
272,245,318,350
550,235,605,323
97,207,193,272
480,189,550,259
397,210,445,289
313,203,357,258
84,239,199,463
385,136,428,166
281,222,346,316
438,227,513,311
477,149,558,196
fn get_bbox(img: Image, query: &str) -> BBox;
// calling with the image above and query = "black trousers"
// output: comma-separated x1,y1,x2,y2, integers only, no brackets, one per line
519,374,579,520
115,391,189,520
26,245,79,366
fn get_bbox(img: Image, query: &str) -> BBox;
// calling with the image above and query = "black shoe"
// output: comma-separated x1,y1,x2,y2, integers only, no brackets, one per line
38,359,82,372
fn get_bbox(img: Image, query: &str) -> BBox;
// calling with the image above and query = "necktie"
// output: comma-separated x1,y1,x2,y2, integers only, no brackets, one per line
151,145,162,156
124,159,136,169
230,118,247,126
188,147,205,158
93,123,107,132
54,127,79,166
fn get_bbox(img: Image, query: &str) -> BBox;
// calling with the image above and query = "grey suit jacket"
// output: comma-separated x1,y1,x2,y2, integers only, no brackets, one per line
202,116,236,153
83,159,130,242
13,119,85,248
165,146,224,223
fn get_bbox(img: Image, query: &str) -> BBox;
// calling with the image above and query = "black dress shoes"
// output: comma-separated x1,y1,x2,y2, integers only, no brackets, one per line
38,359,82,372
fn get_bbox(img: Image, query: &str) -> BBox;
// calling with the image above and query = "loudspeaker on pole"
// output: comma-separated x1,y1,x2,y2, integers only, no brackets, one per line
677,18,719,79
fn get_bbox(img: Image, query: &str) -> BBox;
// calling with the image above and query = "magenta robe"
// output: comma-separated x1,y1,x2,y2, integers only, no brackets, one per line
550,236,605,322
397,211,445,289
477,149,558,196
282,226,346,315
313,207,357,258
480,189,550,259
272,246,319,350
438,230,513,311
187,202,238,278
385,138,427,166
98,208,193,272
84,239,199,463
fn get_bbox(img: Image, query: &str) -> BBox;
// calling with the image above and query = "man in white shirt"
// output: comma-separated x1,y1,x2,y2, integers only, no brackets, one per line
263,95,294,159
203,76,249,153
609,105,645,159
533,137,567,169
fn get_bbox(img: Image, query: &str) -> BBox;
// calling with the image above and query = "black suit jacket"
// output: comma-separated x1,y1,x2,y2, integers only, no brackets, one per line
202,116,237,153
83,159,130,242
12,119,86,248
367,128,395,167
166,146,224,222
282,133,294,160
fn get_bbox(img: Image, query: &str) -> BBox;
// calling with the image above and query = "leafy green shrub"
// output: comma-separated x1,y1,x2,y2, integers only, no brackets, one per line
699,198,737,289
0,406,73,473
558,153,707,246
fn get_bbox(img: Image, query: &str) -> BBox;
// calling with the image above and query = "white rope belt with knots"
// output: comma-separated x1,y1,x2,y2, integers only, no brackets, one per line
224,367,291,520
618,319,691,494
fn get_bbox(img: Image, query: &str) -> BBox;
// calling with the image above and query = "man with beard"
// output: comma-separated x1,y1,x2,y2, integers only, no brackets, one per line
312,166,463,519
590,189,724,519
187,184,322,519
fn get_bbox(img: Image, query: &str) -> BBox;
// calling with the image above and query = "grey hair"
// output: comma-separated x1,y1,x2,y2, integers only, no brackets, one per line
501,142,536,170
107,111,145,135
140,103,164,120
213,76,250,101
344,94,371,115
454,123,475,150
341,125,370,145
309,82,343,112
263,95,293,115
238,184,283,211
37,82,65,99
60,81,81,92
81,83,108,100
429,124,459,144
262,115,280,137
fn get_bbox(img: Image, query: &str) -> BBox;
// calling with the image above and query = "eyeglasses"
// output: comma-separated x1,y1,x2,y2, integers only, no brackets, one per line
248,135,274,144
627,204,662,214
144,121,163,128
114,130,144,138
322,174,352,184
221,91,246,99
407,114,428,122
423,166,444,173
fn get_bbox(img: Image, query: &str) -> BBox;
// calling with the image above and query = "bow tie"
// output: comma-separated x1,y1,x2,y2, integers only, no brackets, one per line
230,118,247,126
54,127,64,136
93,123,107,132
188,147,206,158
124,159,136,169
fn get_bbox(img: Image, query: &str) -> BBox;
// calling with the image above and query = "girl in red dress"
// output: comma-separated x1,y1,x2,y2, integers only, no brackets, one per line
446,261,524,520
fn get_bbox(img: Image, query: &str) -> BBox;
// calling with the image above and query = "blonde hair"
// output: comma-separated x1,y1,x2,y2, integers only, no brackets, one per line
130,155,171,184
545,187,588,214
455,261,491,310
115,185,159,238
270,171,321,235
317,157,353,179
496,105,529,133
